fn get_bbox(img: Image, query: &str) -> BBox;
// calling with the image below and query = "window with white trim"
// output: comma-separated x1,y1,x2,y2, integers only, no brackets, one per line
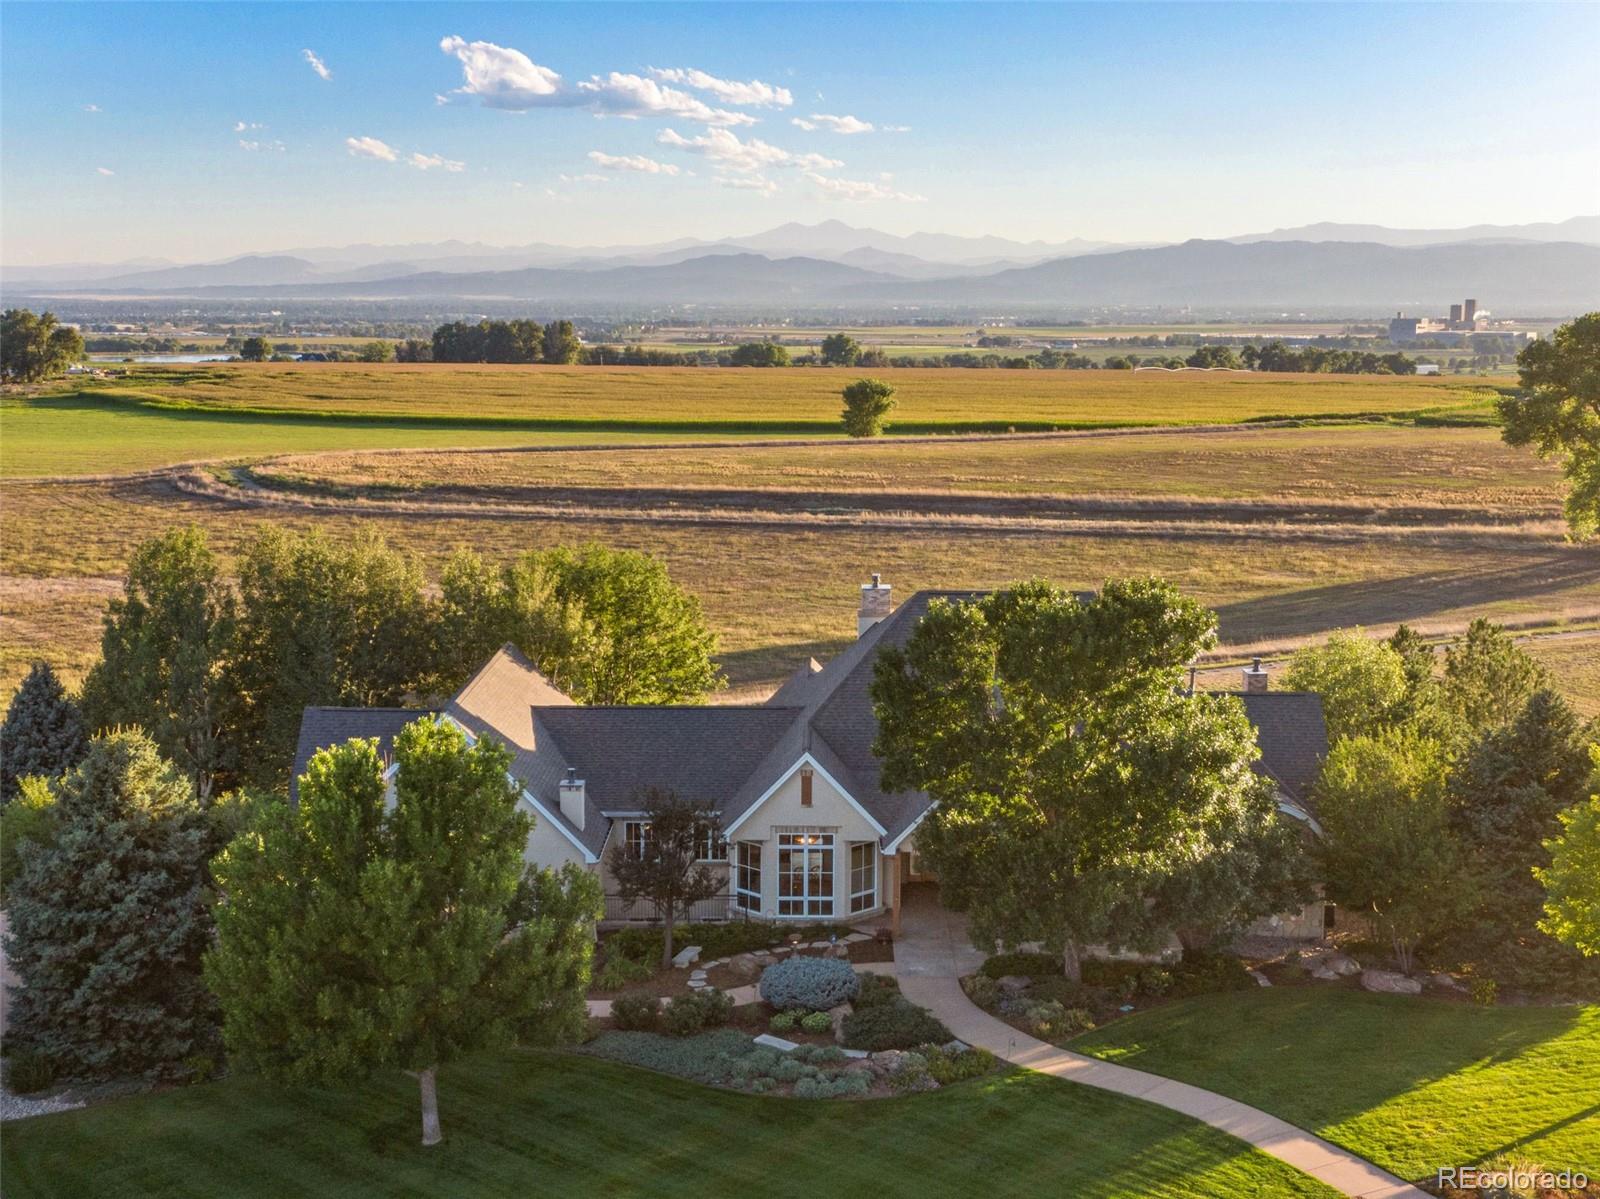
735,841,761,913
623,820,651,860
777,832,834,917
697,824,728,862
849,842,877,914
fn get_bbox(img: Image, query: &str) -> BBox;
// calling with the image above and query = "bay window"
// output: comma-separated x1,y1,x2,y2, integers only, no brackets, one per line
849,842,877,914
777,831,834,917
735,841,761,913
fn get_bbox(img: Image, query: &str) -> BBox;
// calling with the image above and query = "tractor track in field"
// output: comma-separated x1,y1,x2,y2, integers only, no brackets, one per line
143,460,1578,552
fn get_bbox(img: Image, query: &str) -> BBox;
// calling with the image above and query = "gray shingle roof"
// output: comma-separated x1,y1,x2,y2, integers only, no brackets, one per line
290,707,436,803
289,593,1330,850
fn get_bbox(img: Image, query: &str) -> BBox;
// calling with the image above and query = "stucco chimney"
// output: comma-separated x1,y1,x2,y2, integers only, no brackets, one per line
558,767,586,830
858,573,892,637
1242,657,1269,694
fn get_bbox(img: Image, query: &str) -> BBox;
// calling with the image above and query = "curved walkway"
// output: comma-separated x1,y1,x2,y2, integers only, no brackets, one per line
892,890,1426,1199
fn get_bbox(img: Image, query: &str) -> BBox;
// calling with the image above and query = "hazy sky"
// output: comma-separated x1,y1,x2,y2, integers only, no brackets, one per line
3,1,1597,264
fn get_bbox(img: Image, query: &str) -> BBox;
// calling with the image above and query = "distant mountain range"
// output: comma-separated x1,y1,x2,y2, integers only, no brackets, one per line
4,217,1597,312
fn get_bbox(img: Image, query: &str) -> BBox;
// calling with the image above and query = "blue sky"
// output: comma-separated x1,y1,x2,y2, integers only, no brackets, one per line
3,1,1596,264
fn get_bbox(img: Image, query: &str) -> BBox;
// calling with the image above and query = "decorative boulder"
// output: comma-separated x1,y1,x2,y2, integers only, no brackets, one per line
1324,953,1361,976
1360,969,1422,995
759,956,861,1012
724,953,763,983
828,1002,854,1043
996,975,1032,996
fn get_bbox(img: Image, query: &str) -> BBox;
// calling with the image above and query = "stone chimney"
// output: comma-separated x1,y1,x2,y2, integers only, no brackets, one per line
858,573,892,637
558,767,586,830
1242,657,1269,694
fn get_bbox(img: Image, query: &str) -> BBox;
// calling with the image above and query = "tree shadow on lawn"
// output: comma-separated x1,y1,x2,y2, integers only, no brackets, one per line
1214,553,1600,644
1070,991,1597,1172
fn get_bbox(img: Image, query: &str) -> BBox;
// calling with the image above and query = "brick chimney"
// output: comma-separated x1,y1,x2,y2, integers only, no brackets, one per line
1242,657,1269,694
858,573,892,637
558,767,586,830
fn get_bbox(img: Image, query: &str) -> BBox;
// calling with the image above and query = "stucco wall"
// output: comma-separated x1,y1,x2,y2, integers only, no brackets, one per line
522,797,590,869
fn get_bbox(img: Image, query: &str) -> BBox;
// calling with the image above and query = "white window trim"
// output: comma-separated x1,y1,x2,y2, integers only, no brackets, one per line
849,842,877,914
776,831,835,919
723,753,887,839
735,841,761,913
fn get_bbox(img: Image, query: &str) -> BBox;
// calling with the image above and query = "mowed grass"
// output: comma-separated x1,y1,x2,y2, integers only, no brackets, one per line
0,1049,1337,1199
0,363,1503,478
1072,990,1600,1183
264,424,1563,510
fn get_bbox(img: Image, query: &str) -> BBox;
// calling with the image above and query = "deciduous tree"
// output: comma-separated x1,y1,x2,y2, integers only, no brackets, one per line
1537,760,1600,957
0,308,84,382
238,336,274,362
841,377,897,438
1498,312,1600,539
1282,630,1408,742
205,718,600,1145
605,786,724,968
872,579,1288,978
79,528,236,800
820,332,862,366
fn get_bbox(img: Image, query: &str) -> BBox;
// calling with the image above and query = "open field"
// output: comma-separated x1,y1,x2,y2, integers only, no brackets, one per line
0,363,1505,478
0,1049,1335,1199
1073,990,1600,1183
3,362,1595,711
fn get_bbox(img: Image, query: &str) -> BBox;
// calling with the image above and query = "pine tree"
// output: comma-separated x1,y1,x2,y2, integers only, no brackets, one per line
206,717,601,1145
0,661,87,803
4,732,217,1080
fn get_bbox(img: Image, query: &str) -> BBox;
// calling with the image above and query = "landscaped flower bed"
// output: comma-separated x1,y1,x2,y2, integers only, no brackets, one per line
589,922,872,999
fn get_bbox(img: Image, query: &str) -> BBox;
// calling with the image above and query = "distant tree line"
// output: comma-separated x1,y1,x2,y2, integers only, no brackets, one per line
427,319,582,364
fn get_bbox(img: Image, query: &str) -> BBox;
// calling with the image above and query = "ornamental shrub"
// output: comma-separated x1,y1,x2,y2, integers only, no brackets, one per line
923,1045,996,1086
768,1010,799,1032
854,972,902,1010
7,1050,56,1095
800,1010,833,1034
841,1000,952,1051
595,954,654,991
961,974,1001,1010
981,951,1061,979
611,991,660,1032
759,956,860,1012
1024,1000,1095,1039
1167,952,1253,997
663,988,734,1036
579,1029,750,1083
794,1071,870,1099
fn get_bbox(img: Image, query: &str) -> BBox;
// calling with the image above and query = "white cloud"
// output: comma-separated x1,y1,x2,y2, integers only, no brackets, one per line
345,135,398,162
793,113,875,135
718,174,778,196
408,151,465,172
656,127,841,174
647,67,792,108
96,166,115,176
239,138,286,153
587,150,680,175
233,120,264,133
82,103,101,113
804,172,925,202
881,124,912,133
302,48,332,81
438,36,754,126
558,172,610,184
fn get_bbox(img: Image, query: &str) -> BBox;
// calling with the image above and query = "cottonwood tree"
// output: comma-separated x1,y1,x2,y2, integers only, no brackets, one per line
1537,766,1600,958
238,336,274,362
227,527,434,785
0,662,87,803
542,319,581,364
79,527,236,800
1498,312,1600,539
1314,728,1466,974
5,732,218,1079
820,333,862,366
1282,630,1408,743
435,544,721,705
206,718,601,1146
841,377,897,438
605,787,724,968
0,308,84,382
872,579,1286,979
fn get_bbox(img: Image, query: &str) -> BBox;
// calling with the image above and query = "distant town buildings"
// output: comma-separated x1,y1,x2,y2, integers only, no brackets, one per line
1388,298,1533,344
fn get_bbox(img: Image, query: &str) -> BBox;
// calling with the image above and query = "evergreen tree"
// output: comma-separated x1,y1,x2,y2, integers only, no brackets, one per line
79,528,236,800
0,661,87,803
1441,618,1548,733
4,732,217,1080
206,718,600,1145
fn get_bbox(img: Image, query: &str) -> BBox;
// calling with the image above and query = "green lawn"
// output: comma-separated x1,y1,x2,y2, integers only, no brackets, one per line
1073,990,1600,1182
0,1049,1336,1199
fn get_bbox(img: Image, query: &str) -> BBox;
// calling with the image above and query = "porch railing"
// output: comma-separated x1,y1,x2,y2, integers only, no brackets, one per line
601,892,751,924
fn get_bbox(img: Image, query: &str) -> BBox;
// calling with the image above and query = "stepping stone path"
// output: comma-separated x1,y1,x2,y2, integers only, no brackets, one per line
671,945,702,968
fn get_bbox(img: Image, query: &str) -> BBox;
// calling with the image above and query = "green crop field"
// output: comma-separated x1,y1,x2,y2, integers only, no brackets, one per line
1,362,1502,478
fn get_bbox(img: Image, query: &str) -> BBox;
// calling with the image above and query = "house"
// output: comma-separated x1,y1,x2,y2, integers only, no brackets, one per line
292,577,1330,935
